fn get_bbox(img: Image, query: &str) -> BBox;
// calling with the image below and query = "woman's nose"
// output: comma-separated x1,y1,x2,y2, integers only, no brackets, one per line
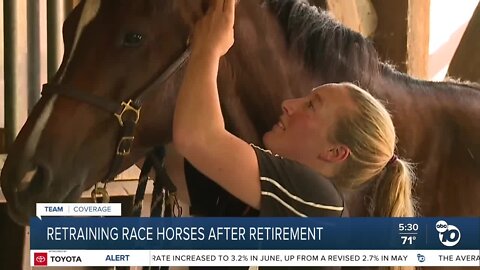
282,98,298,115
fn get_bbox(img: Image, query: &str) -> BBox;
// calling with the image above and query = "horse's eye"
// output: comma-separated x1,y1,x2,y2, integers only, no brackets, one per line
123,33,143,47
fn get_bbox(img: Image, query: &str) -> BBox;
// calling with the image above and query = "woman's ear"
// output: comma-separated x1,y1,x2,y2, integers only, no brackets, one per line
321,144,350,163
175,0,211,29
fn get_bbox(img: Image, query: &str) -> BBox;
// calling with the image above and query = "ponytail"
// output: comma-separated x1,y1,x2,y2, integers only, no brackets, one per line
372,158,417,217
374,159,417,270
330,83,417,270
331,83,417,218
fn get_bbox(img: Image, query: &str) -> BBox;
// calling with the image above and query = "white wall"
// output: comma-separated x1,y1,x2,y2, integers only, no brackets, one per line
428,0,479,80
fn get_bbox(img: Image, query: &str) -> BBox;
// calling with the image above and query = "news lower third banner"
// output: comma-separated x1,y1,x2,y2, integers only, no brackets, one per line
30,206,479,267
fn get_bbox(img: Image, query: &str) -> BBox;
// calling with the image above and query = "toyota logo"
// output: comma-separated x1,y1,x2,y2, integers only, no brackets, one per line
34,252,48,266
35,255,46,263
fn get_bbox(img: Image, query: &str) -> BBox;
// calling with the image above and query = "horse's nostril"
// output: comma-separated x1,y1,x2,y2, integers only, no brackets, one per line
30,166,47,194
17,166,46,194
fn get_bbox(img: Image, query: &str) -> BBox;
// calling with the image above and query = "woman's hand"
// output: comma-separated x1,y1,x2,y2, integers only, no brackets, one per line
191,0,236,58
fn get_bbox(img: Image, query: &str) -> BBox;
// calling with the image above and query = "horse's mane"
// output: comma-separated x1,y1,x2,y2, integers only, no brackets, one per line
381,62,480,97
265,0,480,96
266,0,380,88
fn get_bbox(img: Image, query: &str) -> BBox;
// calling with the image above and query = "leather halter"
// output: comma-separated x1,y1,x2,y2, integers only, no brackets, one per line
41,46,191,183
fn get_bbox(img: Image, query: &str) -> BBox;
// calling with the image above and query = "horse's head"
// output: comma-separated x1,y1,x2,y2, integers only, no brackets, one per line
0,0,210,224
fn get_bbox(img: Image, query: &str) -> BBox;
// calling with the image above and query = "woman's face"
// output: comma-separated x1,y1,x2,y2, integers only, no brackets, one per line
263,83,356,164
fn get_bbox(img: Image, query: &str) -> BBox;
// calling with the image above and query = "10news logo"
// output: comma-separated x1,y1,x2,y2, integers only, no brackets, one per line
436,220,462,247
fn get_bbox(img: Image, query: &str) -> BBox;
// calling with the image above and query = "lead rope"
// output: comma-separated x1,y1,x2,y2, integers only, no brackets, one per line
131,157,154,217
138,147,181,270
89,147,180,270
149,147,182,219
153,150,181,270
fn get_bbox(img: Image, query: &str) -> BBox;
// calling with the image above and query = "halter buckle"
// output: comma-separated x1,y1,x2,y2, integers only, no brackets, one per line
116,136,135,156
114,100,140,127
91,185,110,203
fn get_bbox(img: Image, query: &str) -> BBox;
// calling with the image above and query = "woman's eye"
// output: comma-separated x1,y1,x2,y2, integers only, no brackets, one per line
308,100,314,110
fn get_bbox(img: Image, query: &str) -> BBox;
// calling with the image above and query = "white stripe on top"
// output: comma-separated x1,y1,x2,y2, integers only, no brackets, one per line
261,191,308,217
261,176,344,212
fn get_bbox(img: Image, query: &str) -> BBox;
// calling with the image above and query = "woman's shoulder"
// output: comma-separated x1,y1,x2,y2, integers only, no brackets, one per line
250,144,346,217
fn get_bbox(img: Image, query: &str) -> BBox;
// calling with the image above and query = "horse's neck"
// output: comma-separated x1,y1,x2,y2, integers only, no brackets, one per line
373,70,480,215
219,3,316,146
372,68,480,164
439,82,480,169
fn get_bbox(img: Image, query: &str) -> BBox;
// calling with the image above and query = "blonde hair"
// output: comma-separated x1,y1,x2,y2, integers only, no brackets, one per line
333,82,416,218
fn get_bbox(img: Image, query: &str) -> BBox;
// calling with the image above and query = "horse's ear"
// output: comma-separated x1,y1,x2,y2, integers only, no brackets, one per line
175,0,210,29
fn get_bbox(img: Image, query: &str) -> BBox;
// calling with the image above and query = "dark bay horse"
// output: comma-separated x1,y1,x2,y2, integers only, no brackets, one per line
1,0,480,225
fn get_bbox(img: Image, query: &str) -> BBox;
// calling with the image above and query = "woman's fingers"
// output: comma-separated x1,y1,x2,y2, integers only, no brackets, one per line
215,0,224,12
191,0,235,57
224,0,235,13
224,0,235,25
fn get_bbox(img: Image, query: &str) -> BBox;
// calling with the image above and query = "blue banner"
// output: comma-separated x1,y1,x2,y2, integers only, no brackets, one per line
30,217,480,250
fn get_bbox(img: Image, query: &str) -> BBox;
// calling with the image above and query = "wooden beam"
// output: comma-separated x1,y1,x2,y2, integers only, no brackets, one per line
308,0,327,10
64,0,81,14
407,0,430,79
370,0,408,72
0,129,5,153
47,0,66,80
448,2,480,83
326,0,377,37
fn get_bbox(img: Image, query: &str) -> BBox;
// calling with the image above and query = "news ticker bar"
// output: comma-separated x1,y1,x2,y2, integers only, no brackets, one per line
30,217,480,250
31,250,480,267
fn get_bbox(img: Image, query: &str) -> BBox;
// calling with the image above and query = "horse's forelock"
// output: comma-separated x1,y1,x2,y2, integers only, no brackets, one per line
59,0,100,82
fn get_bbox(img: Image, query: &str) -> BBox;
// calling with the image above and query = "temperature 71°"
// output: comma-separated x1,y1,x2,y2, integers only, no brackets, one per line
401,235,416,245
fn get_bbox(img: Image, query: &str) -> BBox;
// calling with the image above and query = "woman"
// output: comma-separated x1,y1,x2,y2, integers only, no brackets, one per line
173,0,416,218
